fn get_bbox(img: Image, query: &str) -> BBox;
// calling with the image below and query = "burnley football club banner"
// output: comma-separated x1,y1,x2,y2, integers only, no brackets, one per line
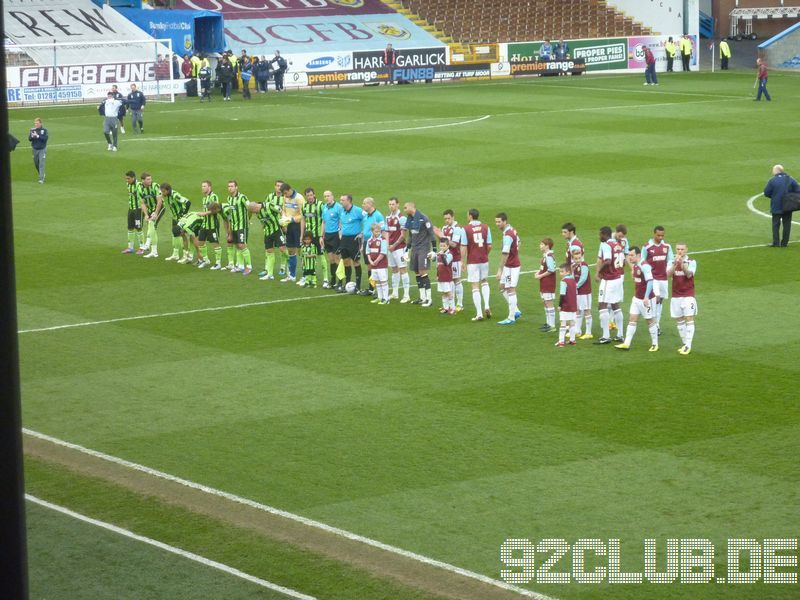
174,0,394,19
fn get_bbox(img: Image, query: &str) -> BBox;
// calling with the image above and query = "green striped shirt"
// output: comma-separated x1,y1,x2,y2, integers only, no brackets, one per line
301,243,317,271
164,190,190,220
127,182,139,211
258,194,281,236
303,199,323,237
139,181,160,212
178,211,204,236
225,193,249,231
202,192,220,230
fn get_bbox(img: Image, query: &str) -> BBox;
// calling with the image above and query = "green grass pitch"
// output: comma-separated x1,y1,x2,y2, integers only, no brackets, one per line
12,70,800,599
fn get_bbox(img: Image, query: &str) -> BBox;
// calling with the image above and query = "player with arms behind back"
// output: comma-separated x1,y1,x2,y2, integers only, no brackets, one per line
461,208,492,321
667,242,697,355
642,225,673,335
494,212,522,325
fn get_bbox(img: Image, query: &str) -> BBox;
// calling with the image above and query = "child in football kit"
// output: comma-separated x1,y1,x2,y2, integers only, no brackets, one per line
556,263,578,347
436,239,455,315
300,232,317,287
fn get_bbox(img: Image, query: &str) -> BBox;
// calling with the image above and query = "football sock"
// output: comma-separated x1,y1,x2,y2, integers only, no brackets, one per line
214,246,222,265
171,236,181,257
624,322,637,345
677,319,687,344
649,323,659,346
392,272,400,295
242,248,252,268
200,246,208,260
507,292,517,321
684,322,695,348
575,313,584,334
546,307,556,327
455,281,463,306
149,223,158,249
570,323,577,342
345,266,352,283
600,310,610,338
136,231,144,247
330,263,338,286
321,257,330,282
585,314,593,334
558,325,566,343
472,289,482,316
655,302,663,326
613,309,624,335
127,232,135,248
281,248,289,266
265,252,275,275
235,250,242,269
288,254,297,278
402,272,410,297
355,265,362,288
227,246,235,266
480,281,490,309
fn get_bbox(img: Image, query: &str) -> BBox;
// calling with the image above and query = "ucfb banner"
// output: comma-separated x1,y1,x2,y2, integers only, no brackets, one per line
175,0,394,19
628,35,698,71
224,13,445,54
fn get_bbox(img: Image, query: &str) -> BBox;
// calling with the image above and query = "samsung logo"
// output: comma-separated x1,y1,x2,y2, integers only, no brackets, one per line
307,57,335,69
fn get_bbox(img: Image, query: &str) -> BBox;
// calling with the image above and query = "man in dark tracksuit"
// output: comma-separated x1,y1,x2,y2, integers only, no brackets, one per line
764,164,800,247
271,51,287,91
28,118,48,184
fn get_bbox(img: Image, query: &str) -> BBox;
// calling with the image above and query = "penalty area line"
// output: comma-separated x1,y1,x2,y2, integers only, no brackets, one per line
26,494,316,600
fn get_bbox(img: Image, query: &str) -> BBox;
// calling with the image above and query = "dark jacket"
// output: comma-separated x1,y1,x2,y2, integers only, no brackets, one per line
255,60,271,81
28,127,48,150
219,63,234,83
764,172,800,214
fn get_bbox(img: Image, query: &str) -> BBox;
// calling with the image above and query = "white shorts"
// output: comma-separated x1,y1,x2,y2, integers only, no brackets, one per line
388,249,406,269
670,296,697,318
372,268,388,283
577,293,591,311
598,278,624,305
653,279,668,300
559,311,576,322
438,281,454,293
467,262,489,283
540,292,555,302
500,266,520,289
630,297,655,319
451,261,462,280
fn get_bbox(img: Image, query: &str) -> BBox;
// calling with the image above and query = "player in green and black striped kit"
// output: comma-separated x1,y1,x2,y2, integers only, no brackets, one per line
223,180,253,275
139,172,162,258
198,180,222,269
159,183,192,263
123,170,144,254
300,187,330,287
267,179,289,276
177,202,222,260
250,191,283,280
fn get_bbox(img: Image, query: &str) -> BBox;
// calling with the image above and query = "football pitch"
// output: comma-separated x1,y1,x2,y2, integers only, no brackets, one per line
11,71,800,599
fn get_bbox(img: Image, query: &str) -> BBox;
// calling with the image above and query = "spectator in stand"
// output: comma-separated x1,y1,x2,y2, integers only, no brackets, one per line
240,55,252,100
171,54,180,79
383,43,397,84
181,54,192,79
271,50,287,91
539,40,552,61
155,55,170,80
219,56,234,101
255,56,271,92
554,39,569,60
643,45,658,86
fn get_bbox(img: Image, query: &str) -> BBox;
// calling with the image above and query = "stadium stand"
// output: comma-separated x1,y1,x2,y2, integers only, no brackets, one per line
391,0,652,44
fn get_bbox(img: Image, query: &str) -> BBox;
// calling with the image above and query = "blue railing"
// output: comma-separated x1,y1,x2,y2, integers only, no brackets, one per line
700,11,714,38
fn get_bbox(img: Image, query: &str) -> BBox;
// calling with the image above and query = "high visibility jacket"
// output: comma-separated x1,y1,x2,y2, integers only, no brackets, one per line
665,41,676,57
720,40,731,58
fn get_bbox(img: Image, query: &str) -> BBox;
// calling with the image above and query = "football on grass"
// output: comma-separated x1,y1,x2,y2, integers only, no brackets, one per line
345,281,357,293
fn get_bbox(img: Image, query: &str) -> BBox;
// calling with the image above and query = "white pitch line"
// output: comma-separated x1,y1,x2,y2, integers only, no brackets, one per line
18,293,343,334
746,192,800,226
27,494,316,600
23,429,553,600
